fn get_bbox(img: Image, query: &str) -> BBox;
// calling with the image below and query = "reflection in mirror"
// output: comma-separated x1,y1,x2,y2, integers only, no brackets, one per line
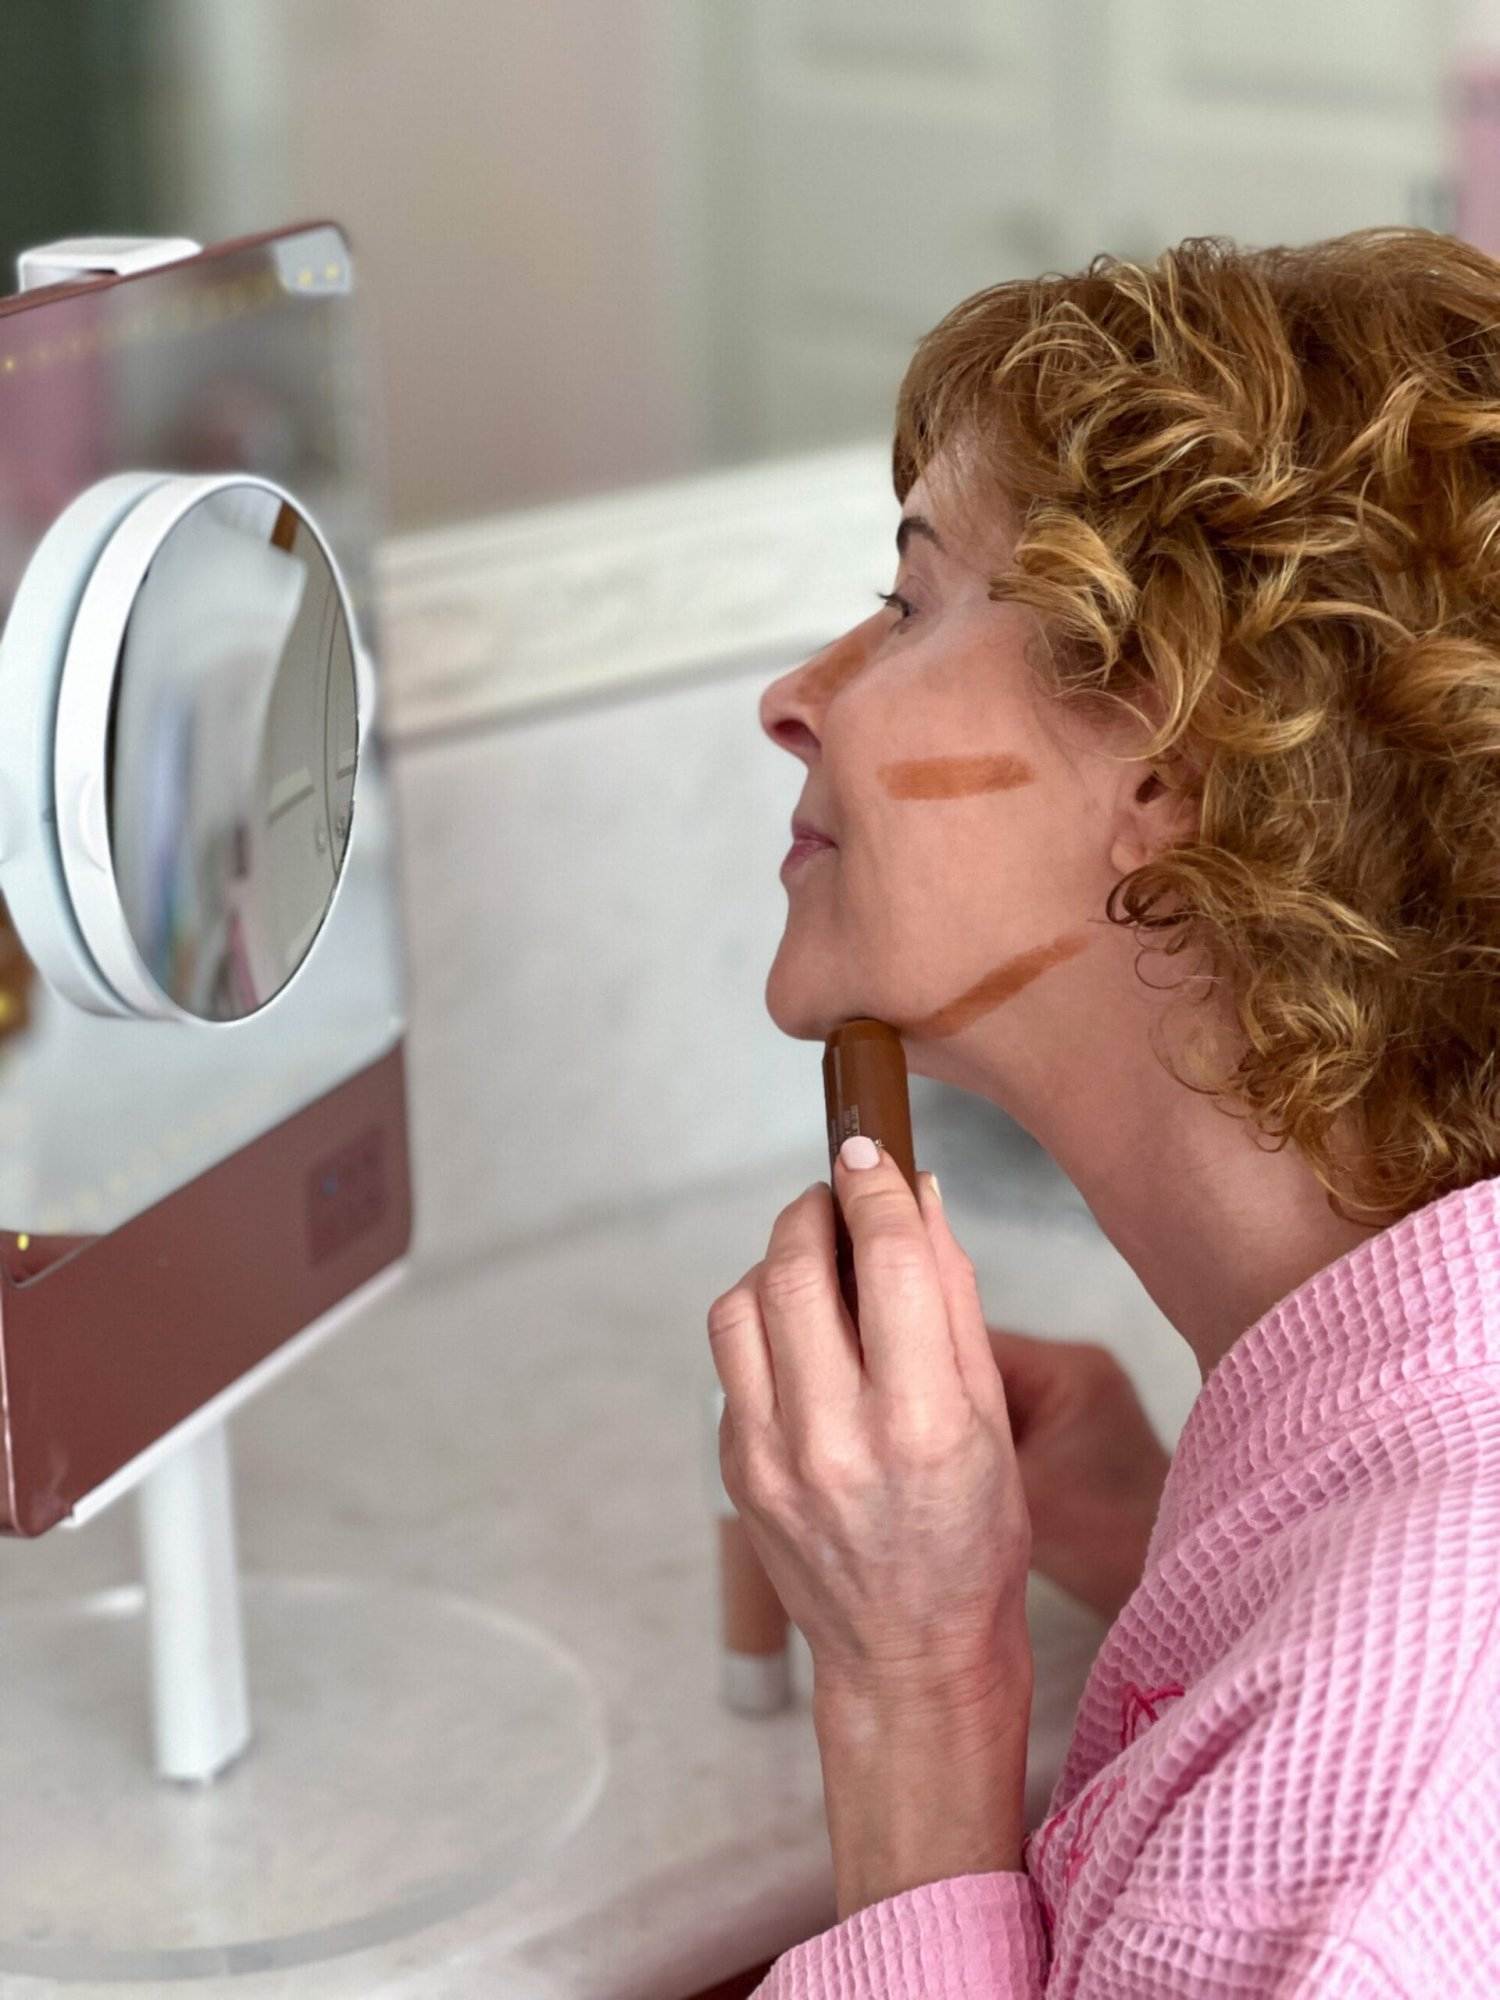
107,487,359,1021
0,897,35,1052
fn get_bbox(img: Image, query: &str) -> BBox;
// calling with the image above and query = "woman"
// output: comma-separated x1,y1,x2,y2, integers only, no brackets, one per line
708,228,1500,1996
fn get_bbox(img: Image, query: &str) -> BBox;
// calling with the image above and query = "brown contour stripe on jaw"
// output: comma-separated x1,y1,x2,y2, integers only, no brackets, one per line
906,931,1091,1039
878,754,1035,797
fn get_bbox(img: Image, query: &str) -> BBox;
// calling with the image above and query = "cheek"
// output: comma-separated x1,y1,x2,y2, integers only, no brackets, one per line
841,779,1022,944
851,748,1096,1035
865,747,1042,908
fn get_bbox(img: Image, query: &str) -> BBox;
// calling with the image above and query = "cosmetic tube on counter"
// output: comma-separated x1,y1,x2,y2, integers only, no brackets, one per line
707,1381,792,1714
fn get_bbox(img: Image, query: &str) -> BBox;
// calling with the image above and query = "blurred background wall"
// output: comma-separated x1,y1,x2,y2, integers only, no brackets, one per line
0,0,1464,531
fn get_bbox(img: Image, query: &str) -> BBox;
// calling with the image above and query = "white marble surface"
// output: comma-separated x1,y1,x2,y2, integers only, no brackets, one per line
0,1146,1198,1999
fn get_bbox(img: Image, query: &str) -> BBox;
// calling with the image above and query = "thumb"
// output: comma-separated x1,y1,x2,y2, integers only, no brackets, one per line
917,1172,1006,1401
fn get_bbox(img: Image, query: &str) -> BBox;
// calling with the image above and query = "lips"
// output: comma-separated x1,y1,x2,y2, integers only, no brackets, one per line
782,814,836,883
790,816,834,847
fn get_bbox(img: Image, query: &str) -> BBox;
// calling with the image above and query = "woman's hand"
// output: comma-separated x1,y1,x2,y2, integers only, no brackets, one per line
706,1138,1034,1716
987,1323,1171,1625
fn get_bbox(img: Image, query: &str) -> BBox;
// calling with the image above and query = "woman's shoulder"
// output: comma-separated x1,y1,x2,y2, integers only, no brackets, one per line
1225,1368,1500,1732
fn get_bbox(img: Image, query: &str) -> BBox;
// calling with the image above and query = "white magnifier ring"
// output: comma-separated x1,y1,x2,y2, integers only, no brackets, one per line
0,471,365,1024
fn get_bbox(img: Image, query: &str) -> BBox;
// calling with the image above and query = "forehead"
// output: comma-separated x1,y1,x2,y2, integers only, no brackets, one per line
901,444,1018,572
893,500,1009,591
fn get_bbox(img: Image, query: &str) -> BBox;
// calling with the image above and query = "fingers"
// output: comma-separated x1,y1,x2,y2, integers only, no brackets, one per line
831,1146,958,1415
707,1159,1005,1460
706,1259,777,1432
706,1186,865,1449
917,1173,1009,1413
757,1184,864,1438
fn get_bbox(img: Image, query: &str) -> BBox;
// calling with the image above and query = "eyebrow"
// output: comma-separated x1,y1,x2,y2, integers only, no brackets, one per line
896,514,945,559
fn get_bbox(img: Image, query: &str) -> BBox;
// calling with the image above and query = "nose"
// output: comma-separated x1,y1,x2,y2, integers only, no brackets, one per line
759,609,885,765
758,645,826,766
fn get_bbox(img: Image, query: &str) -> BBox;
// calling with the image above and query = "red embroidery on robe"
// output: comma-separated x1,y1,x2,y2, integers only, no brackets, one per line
1023,1678,1187,1948
1119,1679,1186,1749
1023,1768,1128,1945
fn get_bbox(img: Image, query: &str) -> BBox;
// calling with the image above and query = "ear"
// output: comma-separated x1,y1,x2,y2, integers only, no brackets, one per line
1108,764,1200,877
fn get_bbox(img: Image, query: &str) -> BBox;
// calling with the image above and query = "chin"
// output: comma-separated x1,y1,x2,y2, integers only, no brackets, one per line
762,953,848,1041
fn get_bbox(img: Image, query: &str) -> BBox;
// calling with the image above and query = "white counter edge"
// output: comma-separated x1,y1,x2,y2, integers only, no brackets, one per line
373,441,900,742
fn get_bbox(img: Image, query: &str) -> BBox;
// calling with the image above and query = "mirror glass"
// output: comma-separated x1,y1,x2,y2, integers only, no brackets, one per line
108,486,359,1021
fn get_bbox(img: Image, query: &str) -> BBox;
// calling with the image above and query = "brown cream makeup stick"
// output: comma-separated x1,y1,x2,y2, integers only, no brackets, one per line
822,1018,918,1328
708,1382,792,1714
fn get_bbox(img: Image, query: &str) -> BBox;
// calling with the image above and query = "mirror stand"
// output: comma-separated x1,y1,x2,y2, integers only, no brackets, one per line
135,1419,252,1784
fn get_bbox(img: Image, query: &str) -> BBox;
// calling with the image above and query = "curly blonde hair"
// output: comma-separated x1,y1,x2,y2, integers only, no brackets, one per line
893,227,1500,1232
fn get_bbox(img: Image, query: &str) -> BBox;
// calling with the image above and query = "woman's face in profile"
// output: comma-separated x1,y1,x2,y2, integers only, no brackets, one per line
758,456,1132,1077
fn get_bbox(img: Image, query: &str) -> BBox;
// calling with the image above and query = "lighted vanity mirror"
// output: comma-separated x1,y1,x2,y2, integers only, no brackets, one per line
57,478,361,1021
0,224,412,1537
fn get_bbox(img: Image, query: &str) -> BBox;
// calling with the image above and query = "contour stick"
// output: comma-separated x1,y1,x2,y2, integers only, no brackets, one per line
822,1018,918,1329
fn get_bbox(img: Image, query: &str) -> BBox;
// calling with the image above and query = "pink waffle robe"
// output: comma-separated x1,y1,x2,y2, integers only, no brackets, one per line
753,1171,1500,1996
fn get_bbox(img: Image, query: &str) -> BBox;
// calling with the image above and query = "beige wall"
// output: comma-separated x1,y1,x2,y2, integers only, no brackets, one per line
162,0,706,530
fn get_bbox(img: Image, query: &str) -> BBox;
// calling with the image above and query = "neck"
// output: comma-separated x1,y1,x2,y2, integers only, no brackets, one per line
1058,1115,1382,1383
919,968,1385,1384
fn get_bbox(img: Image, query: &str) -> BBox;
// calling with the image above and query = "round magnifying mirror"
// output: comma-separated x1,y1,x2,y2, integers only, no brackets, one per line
56,479,360,1022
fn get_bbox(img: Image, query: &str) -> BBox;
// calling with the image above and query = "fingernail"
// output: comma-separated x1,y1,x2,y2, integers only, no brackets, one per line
924,1171,943,1208
839,1135,881,1170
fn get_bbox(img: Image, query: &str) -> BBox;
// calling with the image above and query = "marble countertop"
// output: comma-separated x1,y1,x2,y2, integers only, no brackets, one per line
0,1148,1194,1998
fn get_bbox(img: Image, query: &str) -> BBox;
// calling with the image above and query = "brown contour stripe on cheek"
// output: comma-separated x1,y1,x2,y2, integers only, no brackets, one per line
879,754,1035,798
907,931,1091,1039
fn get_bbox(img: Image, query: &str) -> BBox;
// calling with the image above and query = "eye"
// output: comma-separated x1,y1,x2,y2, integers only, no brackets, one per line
876,589,916,625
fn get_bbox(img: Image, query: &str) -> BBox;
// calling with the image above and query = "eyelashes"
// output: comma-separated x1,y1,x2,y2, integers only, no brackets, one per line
876,589,916,624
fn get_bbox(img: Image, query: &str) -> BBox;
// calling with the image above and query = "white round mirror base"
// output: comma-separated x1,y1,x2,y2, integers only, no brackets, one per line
0,1579,607,1980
